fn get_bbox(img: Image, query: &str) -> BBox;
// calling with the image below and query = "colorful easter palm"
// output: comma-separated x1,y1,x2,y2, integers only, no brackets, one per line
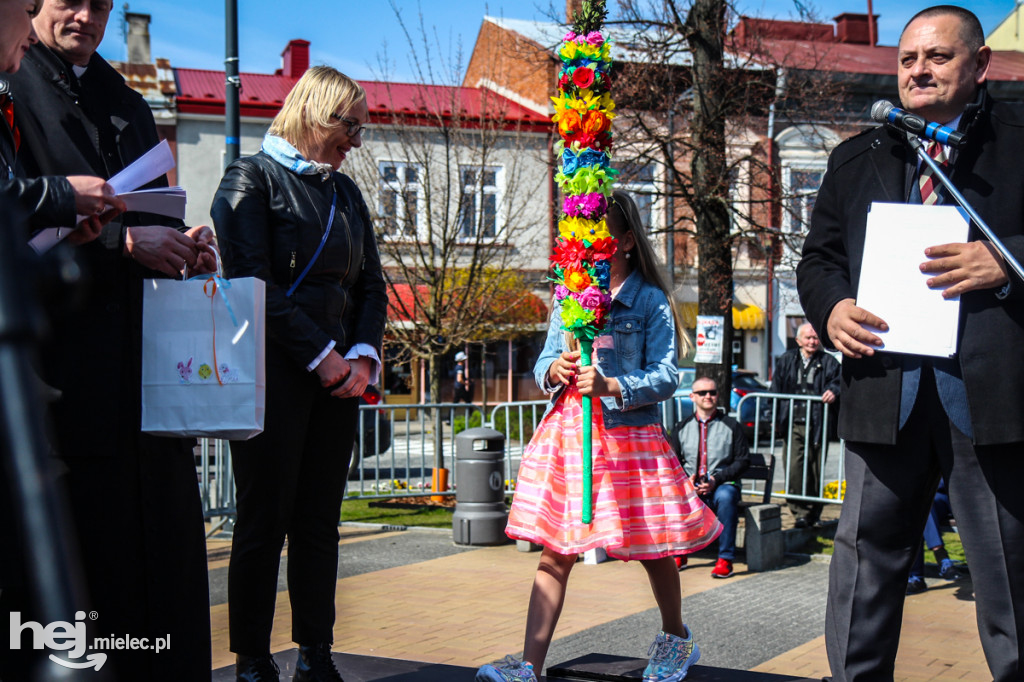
550,0,616,524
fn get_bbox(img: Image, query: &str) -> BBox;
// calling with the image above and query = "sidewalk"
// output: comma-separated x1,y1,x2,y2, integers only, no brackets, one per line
207,524,986,680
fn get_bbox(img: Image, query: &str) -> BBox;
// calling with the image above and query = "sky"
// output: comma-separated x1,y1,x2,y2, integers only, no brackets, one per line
96,0,1016,82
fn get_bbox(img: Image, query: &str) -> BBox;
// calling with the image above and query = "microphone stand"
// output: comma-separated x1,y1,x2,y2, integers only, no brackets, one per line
907,132,1024,283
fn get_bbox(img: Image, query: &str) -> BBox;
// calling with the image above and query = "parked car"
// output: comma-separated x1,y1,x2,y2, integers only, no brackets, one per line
349,384,392,478
672,368,772,441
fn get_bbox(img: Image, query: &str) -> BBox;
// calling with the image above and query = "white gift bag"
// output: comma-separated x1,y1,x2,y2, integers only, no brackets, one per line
141,273,266,439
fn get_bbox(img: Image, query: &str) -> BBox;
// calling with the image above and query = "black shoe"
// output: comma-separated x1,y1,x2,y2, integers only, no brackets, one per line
295,644,344,682
794,517,809,529
236,654,280,682
906,576,928,595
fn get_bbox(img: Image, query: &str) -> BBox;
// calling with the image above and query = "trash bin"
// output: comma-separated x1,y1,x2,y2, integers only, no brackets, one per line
452,427,509,546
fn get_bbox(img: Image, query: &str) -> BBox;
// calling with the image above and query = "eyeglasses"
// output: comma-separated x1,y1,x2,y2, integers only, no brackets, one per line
692,389,718,397
329,113,366,137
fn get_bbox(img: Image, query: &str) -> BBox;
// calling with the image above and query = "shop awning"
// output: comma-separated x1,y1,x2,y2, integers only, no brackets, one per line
677,302,765,330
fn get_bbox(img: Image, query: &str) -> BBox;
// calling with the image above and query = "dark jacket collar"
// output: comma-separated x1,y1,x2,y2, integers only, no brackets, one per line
21,42,125,98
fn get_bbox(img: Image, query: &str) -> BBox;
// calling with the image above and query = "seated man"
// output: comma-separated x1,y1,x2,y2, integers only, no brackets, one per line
907,478,962,594
672,376,751,578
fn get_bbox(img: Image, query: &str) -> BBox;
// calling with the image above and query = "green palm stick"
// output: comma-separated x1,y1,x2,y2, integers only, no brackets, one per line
579,338,594,524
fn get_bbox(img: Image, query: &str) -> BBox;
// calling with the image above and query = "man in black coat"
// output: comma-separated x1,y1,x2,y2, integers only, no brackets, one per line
797,6,1024,681
1,1,214,679
769,323,840,528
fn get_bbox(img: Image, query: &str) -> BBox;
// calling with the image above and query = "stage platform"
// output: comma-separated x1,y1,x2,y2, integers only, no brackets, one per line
213,651,819,681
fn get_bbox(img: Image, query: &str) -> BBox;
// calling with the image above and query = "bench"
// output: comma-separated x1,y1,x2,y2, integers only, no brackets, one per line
740,451,775,507
740,452,784,571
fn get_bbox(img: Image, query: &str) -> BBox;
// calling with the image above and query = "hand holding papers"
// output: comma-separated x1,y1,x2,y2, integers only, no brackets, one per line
856,202,969,357
29,140,186,254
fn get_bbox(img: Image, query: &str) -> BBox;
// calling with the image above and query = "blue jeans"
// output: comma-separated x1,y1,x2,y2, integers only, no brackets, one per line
705,483,741,560
910,489,952,579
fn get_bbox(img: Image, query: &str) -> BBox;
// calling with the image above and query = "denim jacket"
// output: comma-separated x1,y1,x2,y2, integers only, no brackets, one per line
534,270,679,428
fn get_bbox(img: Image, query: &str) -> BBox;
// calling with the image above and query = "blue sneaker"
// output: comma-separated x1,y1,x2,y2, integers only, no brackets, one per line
476,655,537,682
643,628,700,681
906,576,928,595
939,558,962,580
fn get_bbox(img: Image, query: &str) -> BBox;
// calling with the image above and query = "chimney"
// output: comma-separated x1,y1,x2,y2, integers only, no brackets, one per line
125,12,151,64
834,13,879,46
281,39,310,79
566,0,584,24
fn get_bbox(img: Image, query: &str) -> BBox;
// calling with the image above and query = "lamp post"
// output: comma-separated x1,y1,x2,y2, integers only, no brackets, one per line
225,0,240,165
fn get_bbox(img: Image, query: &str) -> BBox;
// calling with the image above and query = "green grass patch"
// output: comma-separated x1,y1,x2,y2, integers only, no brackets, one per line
340,497,454,529
795,531,965,563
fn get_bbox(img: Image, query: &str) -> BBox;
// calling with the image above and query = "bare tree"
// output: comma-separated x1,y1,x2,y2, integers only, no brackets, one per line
350,5,551,440
610,0,850,398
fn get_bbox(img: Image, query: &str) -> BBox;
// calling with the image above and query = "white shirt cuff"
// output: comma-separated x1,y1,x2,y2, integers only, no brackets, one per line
345,343,382,384
307,341,337,372
307,342,382,385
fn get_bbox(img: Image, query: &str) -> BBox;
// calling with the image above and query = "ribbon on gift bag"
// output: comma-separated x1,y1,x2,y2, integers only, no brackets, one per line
141,258,266,440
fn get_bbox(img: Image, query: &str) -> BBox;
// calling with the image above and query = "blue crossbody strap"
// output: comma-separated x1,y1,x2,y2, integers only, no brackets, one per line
285,187,337,298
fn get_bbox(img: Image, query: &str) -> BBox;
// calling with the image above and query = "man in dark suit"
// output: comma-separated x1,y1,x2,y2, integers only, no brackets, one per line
798,6,1024,681
1,1,214,679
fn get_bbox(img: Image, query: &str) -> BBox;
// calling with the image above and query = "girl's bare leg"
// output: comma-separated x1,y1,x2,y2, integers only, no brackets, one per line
640,556,685,637
522,547,578,673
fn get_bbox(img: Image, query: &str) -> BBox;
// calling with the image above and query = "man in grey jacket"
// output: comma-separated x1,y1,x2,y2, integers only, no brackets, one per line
672,376,750,578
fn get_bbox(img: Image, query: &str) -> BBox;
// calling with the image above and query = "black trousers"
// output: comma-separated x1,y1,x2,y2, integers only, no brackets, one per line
228,351,356,656
787,422,824,523
826,367,1024,681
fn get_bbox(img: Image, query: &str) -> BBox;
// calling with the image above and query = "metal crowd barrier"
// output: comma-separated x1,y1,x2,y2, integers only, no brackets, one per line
197,393,846,533
736,392,845,508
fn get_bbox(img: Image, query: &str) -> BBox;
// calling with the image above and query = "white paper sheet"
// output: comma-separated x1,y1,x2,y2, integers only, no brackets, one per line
107,139,175,194
856,202,969,357
28,140,180,254
119,187,187,219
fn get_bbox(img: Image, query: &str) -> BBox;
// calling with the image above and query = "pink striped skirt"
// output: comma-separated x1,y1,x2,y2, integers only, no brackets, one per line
506,388,722,560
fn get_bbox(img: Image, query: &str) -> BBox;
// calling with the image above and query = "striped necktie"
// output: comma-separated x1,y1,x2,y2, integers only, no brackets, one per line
919,141,947,206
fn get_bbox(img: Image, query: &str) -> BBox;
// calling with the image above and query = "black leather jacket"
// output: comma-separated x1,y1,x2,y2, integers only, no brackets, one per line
0,82,76,230
211,151,388,368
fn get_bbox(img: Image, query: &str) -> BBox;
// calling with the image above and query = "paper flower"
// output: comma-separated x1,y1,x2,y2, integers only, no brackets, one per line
573,66,595,89
552,238,590,270
563,192,608,219
591,260,611,289
575,286,610,310
563,266,594,292
589,237,617,260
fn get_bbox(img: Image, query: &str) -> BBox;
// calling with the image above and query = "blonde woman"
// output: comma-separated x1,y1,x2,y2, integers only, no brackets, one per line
212,66,387,682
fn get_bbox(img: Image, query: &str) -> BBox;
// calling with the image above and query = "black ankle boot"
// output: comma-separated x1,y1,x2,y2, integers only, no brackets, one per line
294,643,344,682
235,654,280,682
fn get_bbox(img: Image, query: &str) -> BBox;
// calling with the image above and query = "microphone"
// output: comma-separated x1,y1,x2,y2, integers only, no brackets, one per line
870,100,966,148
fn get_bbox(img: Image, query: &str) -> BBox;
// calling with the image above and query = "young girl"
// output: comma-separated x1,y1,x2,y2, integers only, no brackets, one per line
476,191,722,682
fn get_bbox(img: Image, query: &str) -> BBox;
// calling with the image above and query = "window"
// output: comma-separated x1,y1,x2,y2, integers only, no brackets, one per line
617,161,657,231
779,166,823,266
784,168,823,235
379,162,422,239
458,166,501,240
